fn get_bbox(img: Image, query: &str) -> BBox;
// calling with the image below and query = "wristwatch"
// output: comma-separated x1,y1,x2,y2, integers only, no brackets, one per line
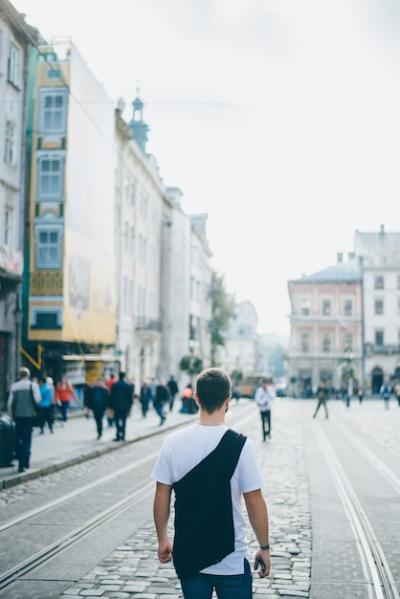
260,544,270,551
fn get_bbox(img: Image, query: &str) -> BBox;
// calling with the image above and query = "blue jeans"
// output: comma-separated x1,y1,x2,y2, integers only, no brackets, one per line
180,559,252,599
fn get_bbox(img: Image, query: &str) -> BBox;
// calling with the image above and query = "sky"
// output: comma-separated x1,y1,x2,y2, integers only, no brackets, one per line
14,0,400,336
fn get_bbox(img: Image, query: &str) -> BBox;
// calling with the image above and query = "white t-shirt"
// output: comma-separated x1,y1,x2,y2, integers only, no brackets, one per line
151,423,263,575
255,387,273,412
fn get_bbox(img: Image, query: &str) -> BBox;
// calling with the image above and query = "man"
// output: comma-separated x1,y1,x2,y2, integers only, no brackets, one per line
88,379,108,439
167,375,179,412
313,381,329,419
140,380,152,417
110,372,133,441
255,378,273,441
380,381,391,410
152,368,270,599
8,367,41,473
154,380,169,425
394,381,400,407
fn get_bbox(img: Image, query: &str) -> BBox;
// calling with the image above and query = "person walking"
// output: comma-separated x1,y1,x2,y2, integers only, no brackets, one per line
8,368,41,473
152,368,270,599
167,375,179,412
312,381,329,420
56,376,78,423
358,386,364,404
180,384,193,414
38,376,54,434
110,372,133,441
105,373,116,428
154,381,169,425
380,382,391,410
140,380,152,417
88,379,108,439
394,382,400,407
255,378,273,441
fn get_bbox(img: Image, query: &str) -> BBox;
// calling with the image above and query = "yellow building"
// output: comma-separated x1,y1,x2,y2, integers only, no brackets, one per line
25,41,117,384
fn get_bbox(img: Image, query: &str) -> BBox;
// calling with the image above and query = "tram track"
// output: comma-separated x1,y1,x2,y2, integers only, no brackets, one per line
315,423,400,599
0,403,257,594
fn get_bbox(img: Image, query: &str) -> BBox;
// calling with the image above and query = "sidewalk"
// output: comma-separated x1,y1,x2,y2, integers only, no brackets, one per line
0,402,195,488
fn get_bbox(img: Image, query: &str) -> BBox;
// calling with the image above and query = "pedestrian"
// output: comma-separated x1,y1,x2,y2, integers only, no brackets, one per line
38,375,54,434
140,380,152,417
180,384,193,414
152,368,270,599
312,381,329,420
55,376,78,423
167,375,179,412
105,373,117,427
380,382,391,410
88,379,108,439
255,378,273,441
394,381,400,407
154,381,169,425
110,372,133,441
358,386,364,404
8,367,41,473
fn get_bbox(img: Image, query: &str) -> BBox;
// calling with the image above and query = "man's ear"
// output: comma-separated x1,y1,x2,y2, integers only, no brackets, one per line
194,392,201,408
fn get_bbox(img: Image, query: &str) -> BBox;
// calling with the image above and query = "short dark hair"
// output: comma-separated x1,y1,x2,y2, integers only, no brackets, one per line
196,368,231,413
119,372,126,381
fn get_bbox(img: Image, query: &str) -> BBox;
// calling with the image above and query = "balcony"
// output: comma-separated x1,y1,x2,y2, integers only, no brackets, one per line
136,317,162,333
365,343,400,356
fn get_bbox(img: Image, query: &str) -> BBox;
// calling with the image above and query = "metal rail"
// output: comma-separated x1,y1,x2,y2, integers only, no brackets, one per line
315,425,400,599
0,481,154,590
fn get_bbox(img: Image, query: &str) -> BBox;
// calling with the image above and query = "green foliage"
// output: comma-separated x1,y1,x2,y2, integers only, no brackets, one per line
210,271,235,365
231,369,243,384
180,355,203,375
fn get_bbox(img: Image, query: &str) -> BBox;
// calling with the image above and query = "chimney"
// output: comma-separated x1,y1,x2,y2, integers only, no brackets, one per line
380,224,385,235
337,252,343,263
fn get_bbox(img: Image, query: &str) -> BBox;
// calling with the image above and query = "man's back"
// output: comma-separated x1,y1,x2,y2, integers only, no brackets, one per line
9,379,40,418
111,380,132,412
152,423,262,575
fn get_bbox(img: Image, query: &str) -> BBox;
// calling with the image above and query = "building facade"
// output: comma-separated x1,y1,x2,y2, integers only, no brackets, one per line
287,258,363,397
219,300,258,377
189,215,212,368
24,41,117,391
159,187,191,384
355,227,400,392
0,1,38,408
114,98,163,384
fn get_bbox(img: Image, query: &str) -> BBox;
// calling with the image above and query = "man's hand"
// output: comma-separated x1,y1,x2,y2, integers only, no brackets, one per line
254,549,271,578
158,539,173,563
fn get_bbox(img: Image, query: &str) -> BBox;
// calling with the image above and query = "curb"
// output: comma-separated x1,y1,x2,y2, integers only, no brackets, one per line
0,416,193,490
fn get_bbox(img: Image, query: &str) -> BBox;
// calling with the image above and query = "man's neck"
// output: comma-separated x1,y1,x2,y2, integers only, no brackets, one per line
199,408,226,426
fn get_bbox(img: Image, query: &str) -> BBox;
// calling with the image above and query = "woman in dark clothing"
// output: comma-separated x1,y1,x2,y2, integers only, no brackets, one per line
154,382,169,425
140,381,152,417
88,379,108,439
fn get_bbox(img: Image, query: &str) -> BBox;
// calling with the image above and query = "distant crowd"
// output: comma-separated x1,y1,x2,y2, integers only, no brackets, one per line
6,367,198,473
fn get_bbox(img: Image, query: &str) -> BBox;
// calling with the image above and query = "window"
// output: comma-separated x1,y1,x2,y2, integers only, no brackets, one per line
398,297,400,316
397,275,400,290
7,43,20,87
300,332,310,353
31,309,62,330
0,30,3,77
322,334,331,353
344,299,353,317
37,154,64,200
374,275,384,290
4,121,16,164
300,299,310,316
343,333,353,352
375,330,384,347
322,299,331,316
374,299,384,315
39,88,68,134
4,206,13,247
36,227,62,269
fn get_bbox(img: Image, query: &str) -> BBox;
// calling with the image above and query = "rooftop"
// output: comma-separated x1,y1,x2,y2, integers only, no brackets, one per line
292,260,362,284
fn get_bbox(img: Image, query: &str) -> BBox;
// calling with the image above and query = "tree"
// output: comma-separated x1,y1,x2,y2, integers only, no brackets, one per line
180,355,203,381
210,271,235,366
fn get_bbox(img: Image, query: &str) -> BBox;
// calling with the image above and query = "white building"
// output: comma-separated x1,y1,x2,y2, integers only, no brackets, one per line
355,227,400,392
115,98,163,384
219,300,258,377
159,187,191,384
189,214,212,368
0,2,38,408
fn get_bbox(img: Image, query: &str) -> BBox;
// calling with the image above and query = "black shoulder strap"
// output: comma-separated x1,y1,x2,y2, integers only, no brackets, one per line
221,429,247,479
